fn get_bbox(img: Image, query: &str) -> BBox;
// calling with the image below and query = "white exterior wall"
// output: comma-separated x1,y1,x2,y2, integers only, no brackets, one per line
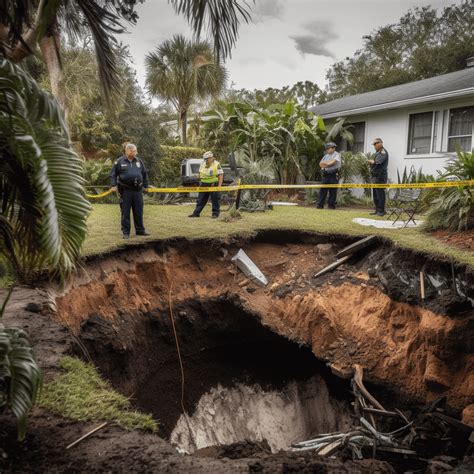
331,96,474,181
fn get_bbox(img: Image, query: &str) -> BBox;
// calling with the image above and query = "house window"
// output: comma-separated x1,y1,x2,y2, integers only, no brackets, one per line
348,122,366,153
408,112,433,154
431,111,439,153
448,106,474,152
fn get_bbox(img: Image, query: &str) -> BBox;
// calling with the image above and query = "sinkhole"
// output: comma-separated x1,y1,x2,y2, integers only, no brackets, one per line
75,296,353,453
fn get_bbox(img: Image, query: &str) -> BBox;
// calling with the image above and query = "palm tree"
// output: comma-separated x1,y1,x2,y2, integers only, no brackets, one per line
146,34,227,145
0,0,251,109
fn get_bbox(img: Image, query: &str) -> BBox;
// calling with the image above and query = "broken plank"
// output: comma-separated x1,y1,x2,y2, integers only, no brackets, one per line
336,235,379,259
313,255,351,279
317,439,343,456
376,446,417,456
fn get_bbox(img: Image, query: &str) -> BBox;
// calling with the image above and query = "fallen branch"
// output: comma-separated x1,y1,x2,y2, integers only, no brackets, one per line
66,422,108,450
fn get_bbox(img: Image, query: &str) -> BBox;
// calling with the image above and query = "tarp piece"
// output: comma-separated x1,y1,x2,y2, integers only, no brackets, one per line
231,249,268,287
352,218,423,229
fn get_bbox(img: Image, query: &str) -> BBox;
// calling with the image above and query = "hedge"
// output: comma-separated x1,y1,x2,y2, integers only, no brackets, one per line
158,145,205,186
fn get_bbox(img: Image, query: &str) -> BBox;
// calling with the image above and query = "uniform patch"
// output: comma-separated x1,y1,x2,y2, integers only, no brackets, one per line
137,162,141,168
381,150,386,154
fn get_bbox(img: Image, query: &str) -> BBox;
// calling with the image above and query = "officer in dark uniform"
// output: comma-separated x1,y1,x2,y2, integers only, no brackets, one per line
368,138,389,216
110,143,150,239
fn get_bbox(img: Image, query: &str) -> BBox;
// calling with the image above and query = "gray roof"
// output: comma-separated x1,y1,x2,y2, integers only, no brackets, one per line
311,68,474,118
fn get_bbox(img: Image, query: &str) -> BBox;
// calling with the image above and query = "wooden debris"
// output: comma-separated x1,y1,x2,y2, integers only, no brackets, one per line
336,235,379,259
291,361,472,466
313,255,351,279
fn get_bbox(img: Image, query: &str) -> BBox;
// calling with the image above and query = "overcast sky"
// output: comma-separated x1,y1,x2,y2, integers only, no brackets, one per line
122,0,457,94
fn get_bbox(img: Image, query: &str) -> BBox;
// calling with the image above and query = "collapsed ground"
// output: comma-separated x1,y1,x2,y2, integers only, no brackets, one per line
1,231,473,472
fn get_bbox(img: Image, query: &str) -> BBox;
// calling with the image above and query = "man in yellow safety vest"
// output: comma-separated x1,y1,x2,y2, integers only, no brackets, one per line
188,151,224,218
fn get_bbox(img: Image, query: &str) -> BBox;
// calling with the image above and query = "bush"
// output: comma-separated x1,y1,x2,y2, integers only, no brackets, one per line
424,150,474,232
158,145,205,186
83,158,113,186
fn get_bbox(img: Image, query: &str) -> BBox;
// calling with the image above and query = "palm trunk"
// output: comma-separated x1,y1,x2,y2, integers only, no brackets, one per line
39,32,67,113
180,110,187,145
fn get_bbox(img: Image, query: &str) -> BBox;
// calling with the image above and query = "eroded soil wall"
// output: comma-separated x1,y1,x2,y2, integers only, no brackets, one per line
52,235,473,420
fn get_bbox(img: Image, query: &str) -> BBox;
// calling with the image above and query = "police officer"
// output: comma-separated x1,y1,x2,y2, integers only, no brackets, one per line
368,138,389,216
317,142,341,210
110,143,150,239
188,151,224,218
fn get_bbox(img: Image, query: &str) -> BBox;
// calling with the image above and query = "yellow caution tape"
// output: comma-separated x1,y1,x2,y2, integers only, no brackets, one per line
85,180,474,198
86,189,114,198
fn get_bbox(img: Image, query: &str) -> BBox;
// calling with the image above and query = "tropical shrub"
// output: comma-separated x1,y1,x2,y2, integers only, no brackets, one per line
0,293,41,441
424,150,474,231
202,100,327,184
0,60,90,439
83,158,113,186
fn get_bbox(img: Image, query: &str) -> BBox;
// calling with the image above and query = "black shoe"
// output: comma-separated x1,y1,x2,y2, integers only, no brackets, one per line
328,206,336,210
123,234,130,240
212,215,219,219
316,206,323,209
376,212,386,217
369,211,378,215
188,214,199,218
137,231,150,236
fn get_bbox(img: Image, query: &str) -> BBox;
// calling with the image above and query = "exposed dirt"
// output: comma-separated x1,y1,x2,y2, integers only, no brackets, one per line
53,239,473,411
1,232,473,472
431,229,474,252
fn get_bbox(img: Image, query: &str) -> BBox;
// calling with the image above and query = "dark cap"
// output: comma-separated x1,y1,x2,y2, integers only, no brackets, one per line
325,142,337,149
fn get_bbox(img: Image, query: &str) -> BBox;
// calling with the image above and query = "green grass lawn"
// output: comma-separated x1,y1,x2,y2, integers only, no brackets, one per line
84,204,473,266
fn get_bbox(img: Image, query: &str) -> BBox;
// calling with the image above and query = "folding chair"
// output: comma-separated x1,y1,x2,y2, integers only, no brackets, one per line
386,188,401,220
391,188,422,228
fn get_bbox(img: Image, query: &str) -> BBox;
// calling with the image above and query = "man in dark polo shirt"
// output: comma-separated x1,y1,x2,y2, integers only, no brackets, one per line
368,138,389,216
110,143,150,239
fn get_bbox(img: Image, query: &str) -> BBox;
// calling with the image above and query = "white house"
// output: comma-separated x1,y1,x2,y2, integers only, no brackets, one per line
310,59,474,180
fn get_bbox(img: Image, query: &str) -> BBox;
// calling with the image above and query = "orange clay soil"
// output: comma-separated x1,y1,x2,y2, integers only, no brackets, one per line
53,242,473,419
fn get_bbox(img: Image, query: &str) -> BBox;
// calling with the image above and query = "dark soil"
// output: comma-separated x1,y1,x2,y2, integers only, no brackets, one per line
0,411,396,473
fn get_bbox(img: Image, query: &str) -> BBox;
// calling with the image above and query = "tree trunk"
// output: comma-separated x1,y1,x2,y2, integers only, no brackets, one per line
5,0,47,63
180,109,188,145
39,32,67,113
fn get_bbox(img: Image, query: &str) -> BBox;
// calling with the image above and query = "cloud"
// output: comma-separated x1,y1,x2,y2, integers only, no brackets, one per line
289,20,339,58
252,0,286,22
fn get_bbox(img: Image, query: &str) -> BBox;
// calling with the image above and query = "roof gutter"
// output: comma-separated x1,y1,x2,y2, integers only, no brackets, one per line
317,87,474,119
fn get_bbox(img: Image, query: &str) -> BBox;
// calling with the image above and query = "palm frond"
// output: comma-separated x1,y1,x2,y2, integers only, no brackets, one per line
75,0,126,108
0,0,32,56
0,325,41,440
0,59,90,280
170,0,252,61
